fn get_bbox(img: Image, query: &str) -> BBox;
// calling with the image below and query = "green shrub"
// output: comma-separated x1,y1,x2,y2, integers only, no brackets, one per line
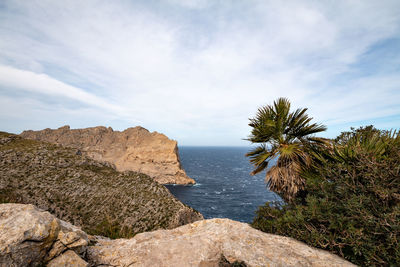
90,216,135,239
252,126,400,266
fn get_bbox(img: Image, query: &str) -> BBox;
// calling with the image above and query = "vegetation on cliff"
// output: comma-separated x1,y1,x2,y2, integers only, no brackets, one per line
247,99,400,266
0,132,202,239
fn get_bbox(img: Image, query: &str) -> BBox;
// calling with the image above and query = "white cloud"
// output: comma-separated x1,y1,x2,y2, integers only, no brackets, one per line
0,0,400,145
0,65,137,120
167,0,211,9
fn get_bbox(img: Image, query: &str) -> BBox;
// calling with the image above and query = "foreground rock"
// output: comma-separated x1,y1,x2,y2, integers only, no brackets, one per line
1,204,354,267
0,204,88,266
0,132,202,238
87,218,355,267
21,125,195,184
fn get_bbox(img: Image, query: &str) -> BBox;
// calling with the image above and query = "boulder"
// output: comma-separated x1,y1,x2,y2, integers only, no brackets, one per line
21,125,195,184
0,203,354,267
47,250,88,267
0,204,88,266
87,218,356,267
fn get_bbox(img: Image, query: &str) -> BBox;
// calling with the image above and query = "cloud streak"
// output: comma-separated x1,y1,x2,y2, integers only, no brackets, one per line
0,0,400,145
0,64,140,123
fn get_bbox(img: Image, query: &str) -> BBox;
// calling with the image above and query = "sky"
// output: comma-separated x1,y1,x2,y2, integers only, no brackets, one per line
0,0,400,146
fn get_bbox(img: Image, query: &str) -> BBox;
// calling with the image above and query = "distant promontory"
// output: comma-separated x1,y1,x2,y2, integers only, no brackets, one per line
21,125,195,185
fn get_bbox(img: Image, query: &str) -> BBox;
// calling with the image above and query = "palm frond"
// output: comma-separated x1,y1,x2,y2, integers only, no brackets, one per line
296,123,327,138
246,145,276,175
251,161,270,175
285,108,307,134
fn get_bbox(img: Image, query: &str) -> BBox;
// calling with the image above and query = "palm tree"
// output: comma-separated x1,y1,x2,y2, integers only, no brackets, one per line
246,98,327,202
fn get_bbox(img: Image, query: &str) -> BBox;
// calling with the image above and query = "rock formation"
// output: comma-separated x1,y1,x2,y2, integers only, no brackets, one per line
20,125,195,184
1,203,355,267
0,204,89,267
0,132,202,239
87,218,356,267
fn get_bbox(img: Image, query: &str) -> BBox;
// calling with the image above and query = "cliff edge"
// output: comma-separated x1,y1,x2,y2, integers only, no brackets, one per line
20,125,195,185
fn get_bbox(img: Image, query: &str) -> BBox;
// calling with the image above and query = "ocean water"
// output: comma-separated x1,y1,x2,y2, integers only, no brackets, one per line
166,146,280,223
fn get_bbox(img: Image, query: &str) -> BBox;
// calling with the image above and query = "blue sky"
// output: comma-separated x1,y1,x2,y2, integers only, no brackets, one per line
0,0,400,146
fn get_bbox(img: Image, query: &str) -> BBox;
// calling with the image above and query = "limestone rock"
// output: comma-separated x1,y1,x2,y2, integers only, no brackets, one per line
0,204,88,267
47,250,89,267
87,218,355,267
0,204,353,267
21,125,195,184
45,220,89,261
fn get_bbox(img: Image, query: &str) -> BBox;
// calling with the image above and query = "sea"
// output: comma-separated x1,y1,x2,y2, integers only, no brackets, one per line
166,146,281,223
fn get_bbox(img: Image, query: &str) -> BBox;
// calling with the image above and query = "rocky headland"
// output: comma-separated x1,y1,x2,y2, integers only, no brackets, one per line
0,131,356,266
0,132,202,238
20,125,195,185
0,203,355,267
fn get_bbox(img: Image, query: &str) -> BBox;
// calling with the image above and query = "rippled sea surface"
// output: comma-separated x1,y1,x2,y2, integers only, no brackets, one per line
165,146,280,223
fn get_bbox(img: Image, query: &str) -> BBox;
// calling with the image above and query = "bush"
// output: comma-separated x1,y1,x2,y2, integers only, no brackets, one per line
252,126,400,266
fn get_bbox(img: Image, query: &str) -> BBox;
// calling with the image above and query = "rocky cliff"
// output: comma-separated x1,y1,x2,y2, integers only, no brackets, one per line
0,132,202,239
20,125,195,185
1,203,355,267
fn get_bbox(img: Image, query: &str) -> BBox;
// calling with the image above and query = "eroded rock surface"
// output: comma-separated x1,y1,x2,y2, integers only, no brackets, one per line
87,218,355,267
1,204,354,267
21,125,195,184
0,204,88,267
47,250,89,267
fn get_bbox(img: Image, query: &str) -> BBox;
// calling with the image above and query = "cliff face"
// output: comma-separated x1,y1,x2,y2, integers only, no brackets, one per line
20,125,195,185
1,204,355,267
0,132,202,239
